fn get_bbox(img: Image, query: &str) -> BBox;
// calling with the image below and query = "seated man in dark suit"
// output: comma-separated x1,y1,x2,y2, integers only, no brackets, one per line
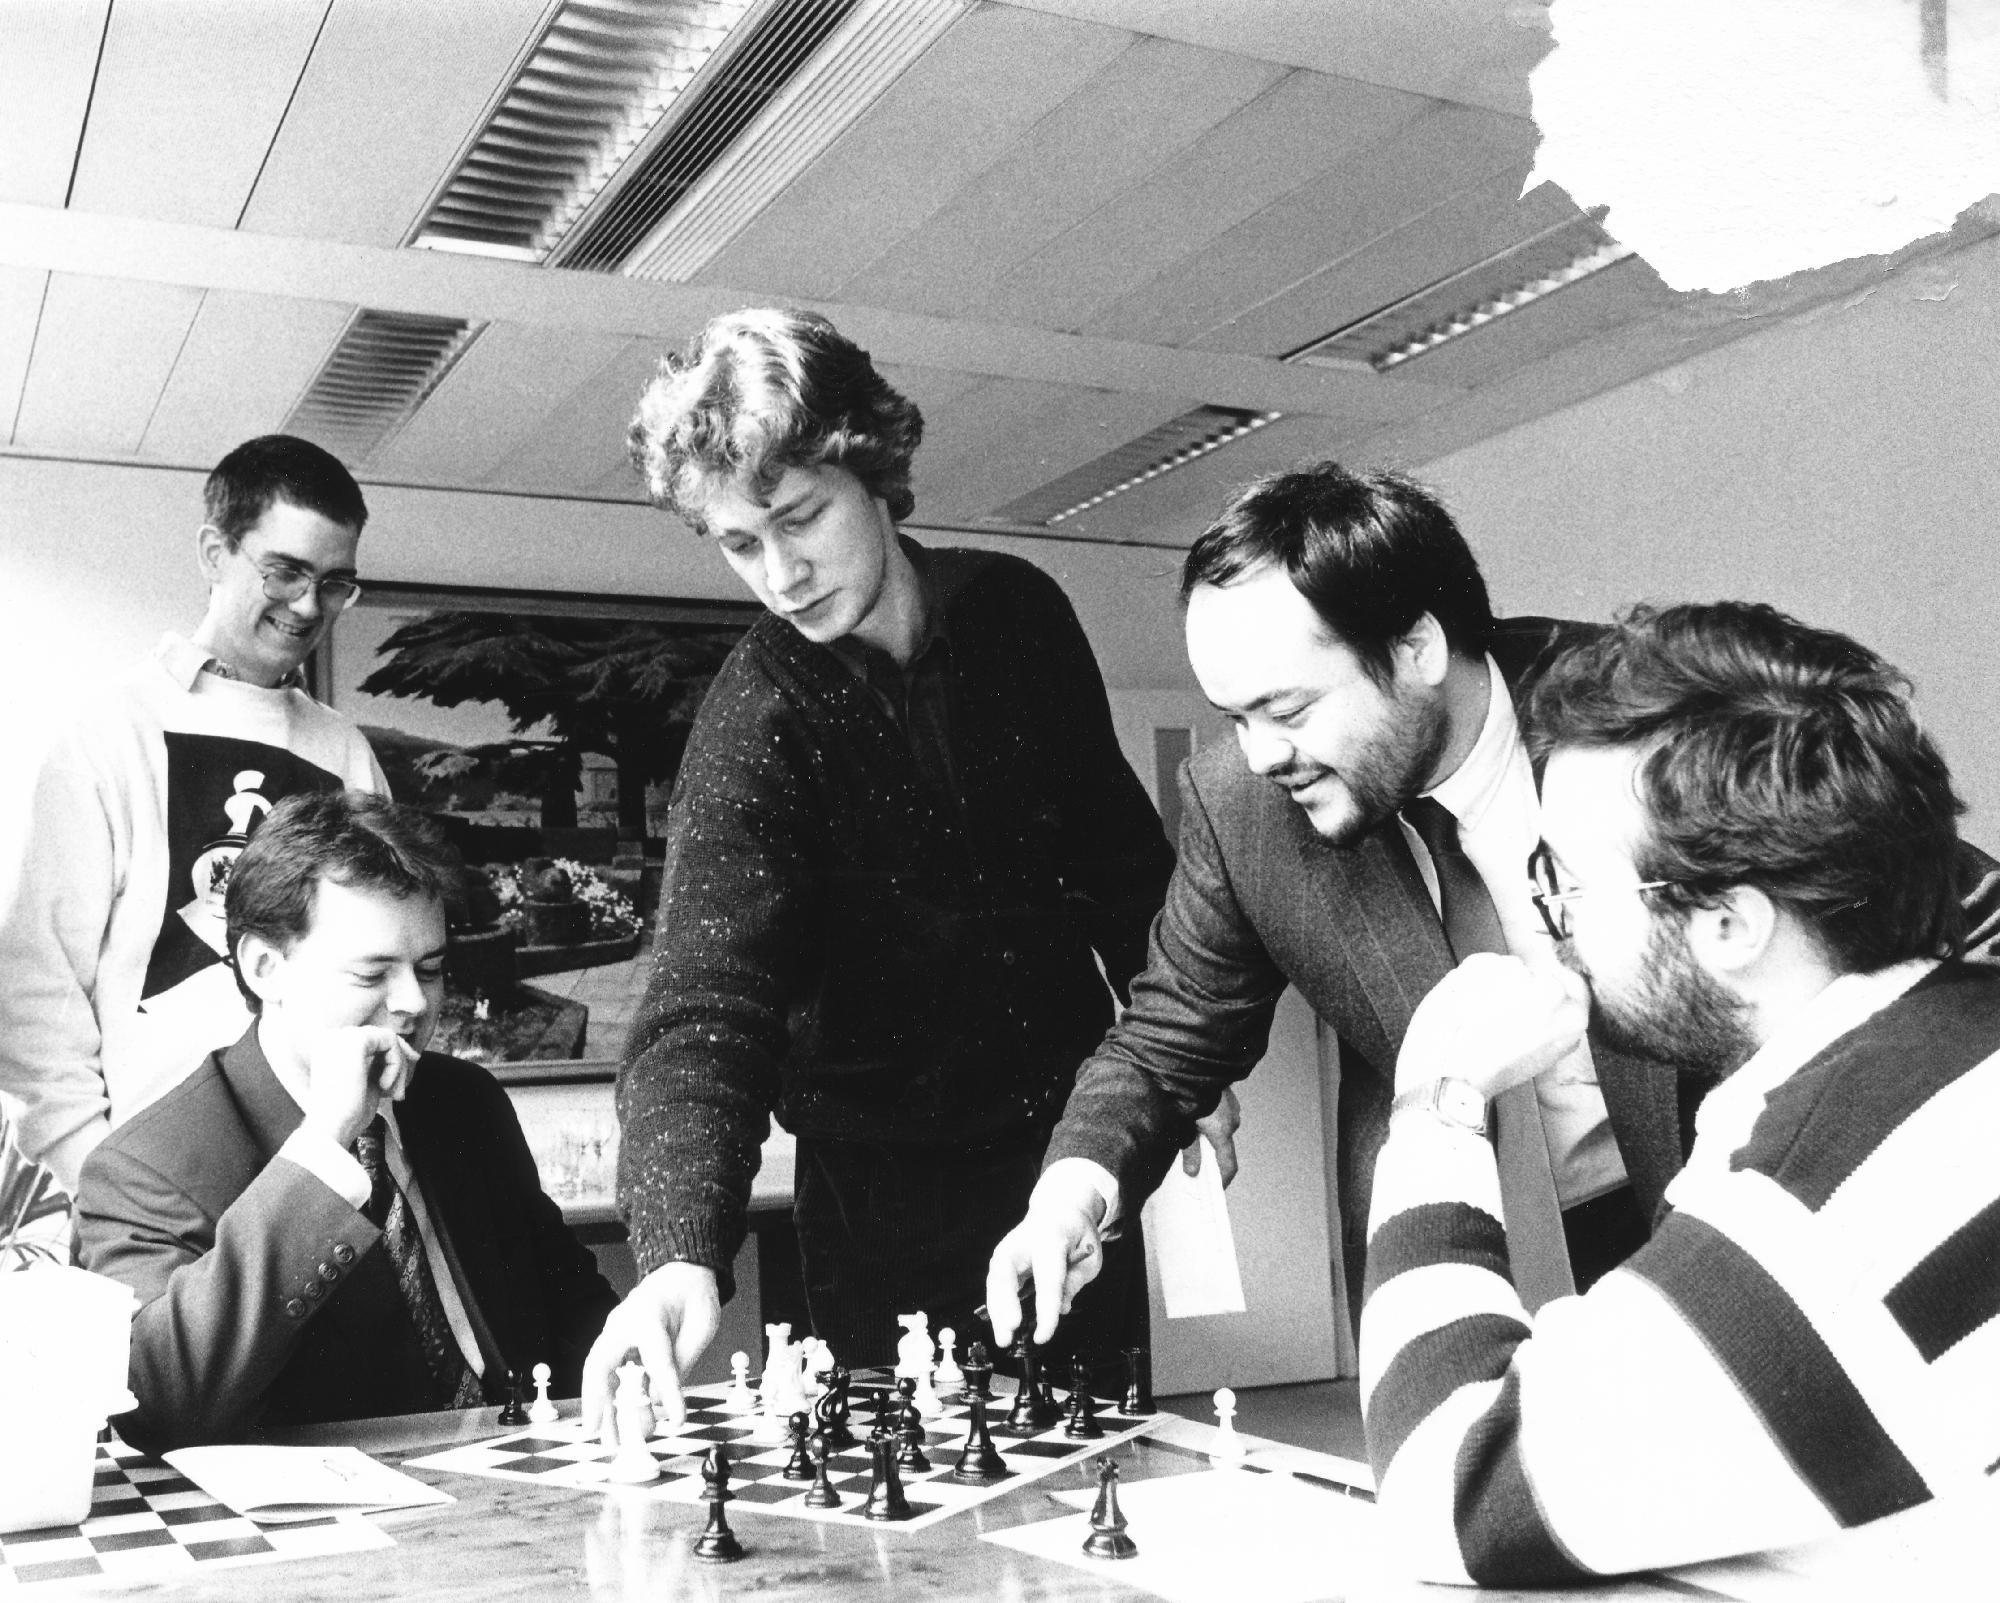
75,789,618,1450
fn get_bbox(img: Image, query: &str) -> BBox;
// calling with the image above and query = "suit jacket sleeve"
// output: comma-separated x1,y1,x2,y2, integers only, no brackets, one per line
1043,754,1288,1206
1022,567,1174,1004
74,1145,378,1452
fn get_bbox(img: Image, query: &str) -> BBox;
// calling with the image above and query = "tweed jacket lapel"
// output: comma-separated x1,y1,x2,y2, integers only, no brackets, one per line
1310,824,1454,1074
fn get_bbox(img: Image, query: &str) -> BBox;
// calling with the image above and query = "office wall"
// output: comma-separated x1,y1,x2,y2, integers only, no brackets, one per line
0,454,1197,710
1420,230,2000,837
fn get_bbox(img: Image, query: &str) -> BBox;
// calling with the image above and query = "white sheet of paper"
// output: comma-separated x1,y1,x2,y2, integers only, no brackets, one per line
163,1445,455,1524
1142,1148,1247,1318
984,1467,1379,1603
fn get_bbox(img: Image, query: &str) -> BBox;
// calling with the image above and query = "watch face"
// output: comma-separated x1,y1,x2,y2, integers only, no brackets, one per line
1438,1080,1485,1125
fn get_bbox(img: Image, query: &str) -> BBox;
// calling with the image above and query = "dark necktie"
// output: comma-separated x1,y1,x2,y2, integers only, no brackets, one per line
353,1116,485,1408
1402,797,1576,1309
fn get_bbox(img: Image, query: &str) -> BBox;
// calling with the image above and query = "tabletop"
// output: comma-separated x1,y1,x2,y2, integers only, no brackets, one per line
22,1400,1998,1602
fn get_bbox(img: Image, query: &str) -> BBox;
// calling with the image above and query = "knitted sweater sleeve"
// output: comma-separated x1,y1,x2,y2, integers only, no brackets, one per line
613,660,817,1292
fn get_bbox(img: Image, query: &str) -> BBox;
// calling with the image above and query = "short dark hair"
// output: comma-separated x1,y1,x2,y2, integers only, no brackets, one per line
225,791,464,1010
1529,602,1965,974
203,435,368,549
1179,462,1494,679
628,308,924,532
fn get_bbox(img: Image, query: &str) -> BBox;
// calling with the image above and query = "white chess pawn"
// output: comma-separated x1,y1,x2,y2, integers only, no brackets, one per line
528,1360,559,1425
799,1336,832,1401
913,1361,944,1420
605,1363,662,1483
1210,1386,1246,1467
934,1328,964,1400
724,1351,755,1412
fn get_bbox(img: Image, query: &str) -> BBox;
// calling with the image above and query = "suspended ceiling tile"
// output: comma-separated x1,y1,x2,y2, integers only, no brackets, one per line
485,337,666,497
997,0,1551,119
0,267,49,444
916,378,1193,523
239,0,551,246
139,289,353,467
975,67,1431,333
1374,257,1678,389
875,361,987,424
692,3,1134,301
0,0,108,205
1200,160,1548,357
68,0,325,227
839,36,1284,318
1086,99,1533,349
13,273,203,455
371,321,639,486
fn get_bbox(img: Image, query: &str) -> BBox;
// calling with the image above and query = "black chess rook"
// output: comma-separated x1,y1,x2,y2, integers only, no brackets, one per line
861,1436,913,1522
1122,1346,1154,1415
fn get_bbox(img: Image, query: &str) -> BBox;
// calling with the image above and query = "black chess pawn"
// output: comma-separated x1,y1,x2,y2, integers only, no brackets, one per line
1121,1346,1154,1415
894,1376,930,1473
1063,1357,1103,1440
861,1435,913,1521
782,1410,815,1480
961,1339,995,1402
693,1444,744,1563
803,1436,842,1509
1081,1455,1137,1560
949,1389,1008,1484
496,1369,529,1426
1005,1334,1063,1431
867,1386,899,1443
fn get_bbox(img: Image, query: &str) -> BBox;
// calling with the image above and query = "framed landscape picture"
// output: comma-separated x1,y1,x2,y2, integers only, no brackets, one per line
315,581,761,1074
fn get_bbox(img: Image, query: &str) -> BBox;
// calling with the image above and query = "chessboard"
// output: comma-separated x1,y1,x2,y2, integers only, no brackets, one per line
403,1369,1158,1534
0,1439,391,1589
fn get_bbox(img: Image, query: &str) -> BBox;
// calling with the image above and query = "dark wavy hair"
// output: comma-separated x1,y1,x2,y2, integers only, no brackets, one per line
225,790,465,1011
628,308,924,531
1528,602,1965,974
203,435,368,548
1179,461,1493,680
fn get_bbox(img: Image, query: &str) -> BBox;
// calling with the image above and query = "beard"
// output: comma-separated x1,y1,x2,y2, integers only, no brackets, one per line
1559,913,1757,1080
1278,683,1450,848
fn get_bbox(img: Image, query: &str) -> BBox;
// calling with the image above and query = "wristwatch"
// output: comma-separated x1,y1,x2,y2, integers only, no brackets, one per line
1391,1077,1489,1137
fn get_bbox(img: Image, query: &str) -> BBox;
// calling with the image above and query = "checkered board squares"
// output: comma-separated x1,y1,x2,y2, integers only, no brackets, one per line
0,1441,391,1589
403,1371,1158,1533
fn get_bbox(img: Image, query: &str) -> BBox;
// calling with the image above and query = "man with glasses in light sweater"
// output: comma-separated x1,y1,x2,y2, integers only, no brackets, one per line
0,435,385,1191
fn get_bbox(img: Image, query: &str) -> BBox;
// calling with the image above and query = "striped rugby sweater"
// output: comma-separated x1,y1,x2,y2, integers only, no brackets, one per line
1362,958,2000,1585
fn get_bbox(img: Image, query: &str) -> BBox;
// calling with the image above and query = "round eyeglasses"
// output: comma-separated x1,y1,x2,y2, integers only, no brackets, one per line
256,565,362,612
1527,841,1674,942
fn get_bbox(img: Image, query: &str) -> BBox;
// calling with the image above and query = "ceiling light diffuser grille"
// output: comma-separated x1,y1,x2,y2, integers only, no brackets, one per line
412,0,760,263
987,407,1281,528
284,310,484,461
1287,211,1636,373
556,0,861,270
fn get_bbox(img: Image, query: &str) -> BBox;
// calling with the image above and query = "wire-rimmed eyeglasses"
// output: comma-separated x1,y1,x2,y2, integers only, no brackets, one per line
1527,841,1674,942
255,563,362,612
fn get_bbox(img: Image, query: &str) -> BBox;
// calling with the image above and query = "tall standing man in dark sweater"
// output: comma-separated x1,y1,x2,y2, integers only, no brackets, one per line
584,309,1178,1423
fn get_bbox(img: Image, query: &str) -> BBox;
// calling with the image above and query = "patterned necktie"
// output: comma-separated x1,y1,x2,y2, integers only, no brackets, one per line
1402,797,1576,1309
352,1116,485,1408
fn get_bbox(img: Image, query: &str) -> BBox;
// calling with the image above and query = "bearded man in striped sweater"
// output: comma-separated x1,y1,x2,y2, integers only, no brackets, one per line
1366,600,2000,1584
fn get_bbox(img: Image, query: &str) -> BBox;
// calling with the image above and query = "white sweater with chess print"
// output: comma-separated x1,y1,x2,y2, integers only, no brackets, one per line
0,634,384,1190
1362,958,2000,1586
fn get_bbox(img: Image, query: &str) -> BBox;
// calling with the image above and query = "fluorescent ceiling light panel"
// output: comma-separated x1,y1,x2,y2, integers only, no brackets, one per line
988,407,1281,529
1287,211,1636,373
285,309,485,462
